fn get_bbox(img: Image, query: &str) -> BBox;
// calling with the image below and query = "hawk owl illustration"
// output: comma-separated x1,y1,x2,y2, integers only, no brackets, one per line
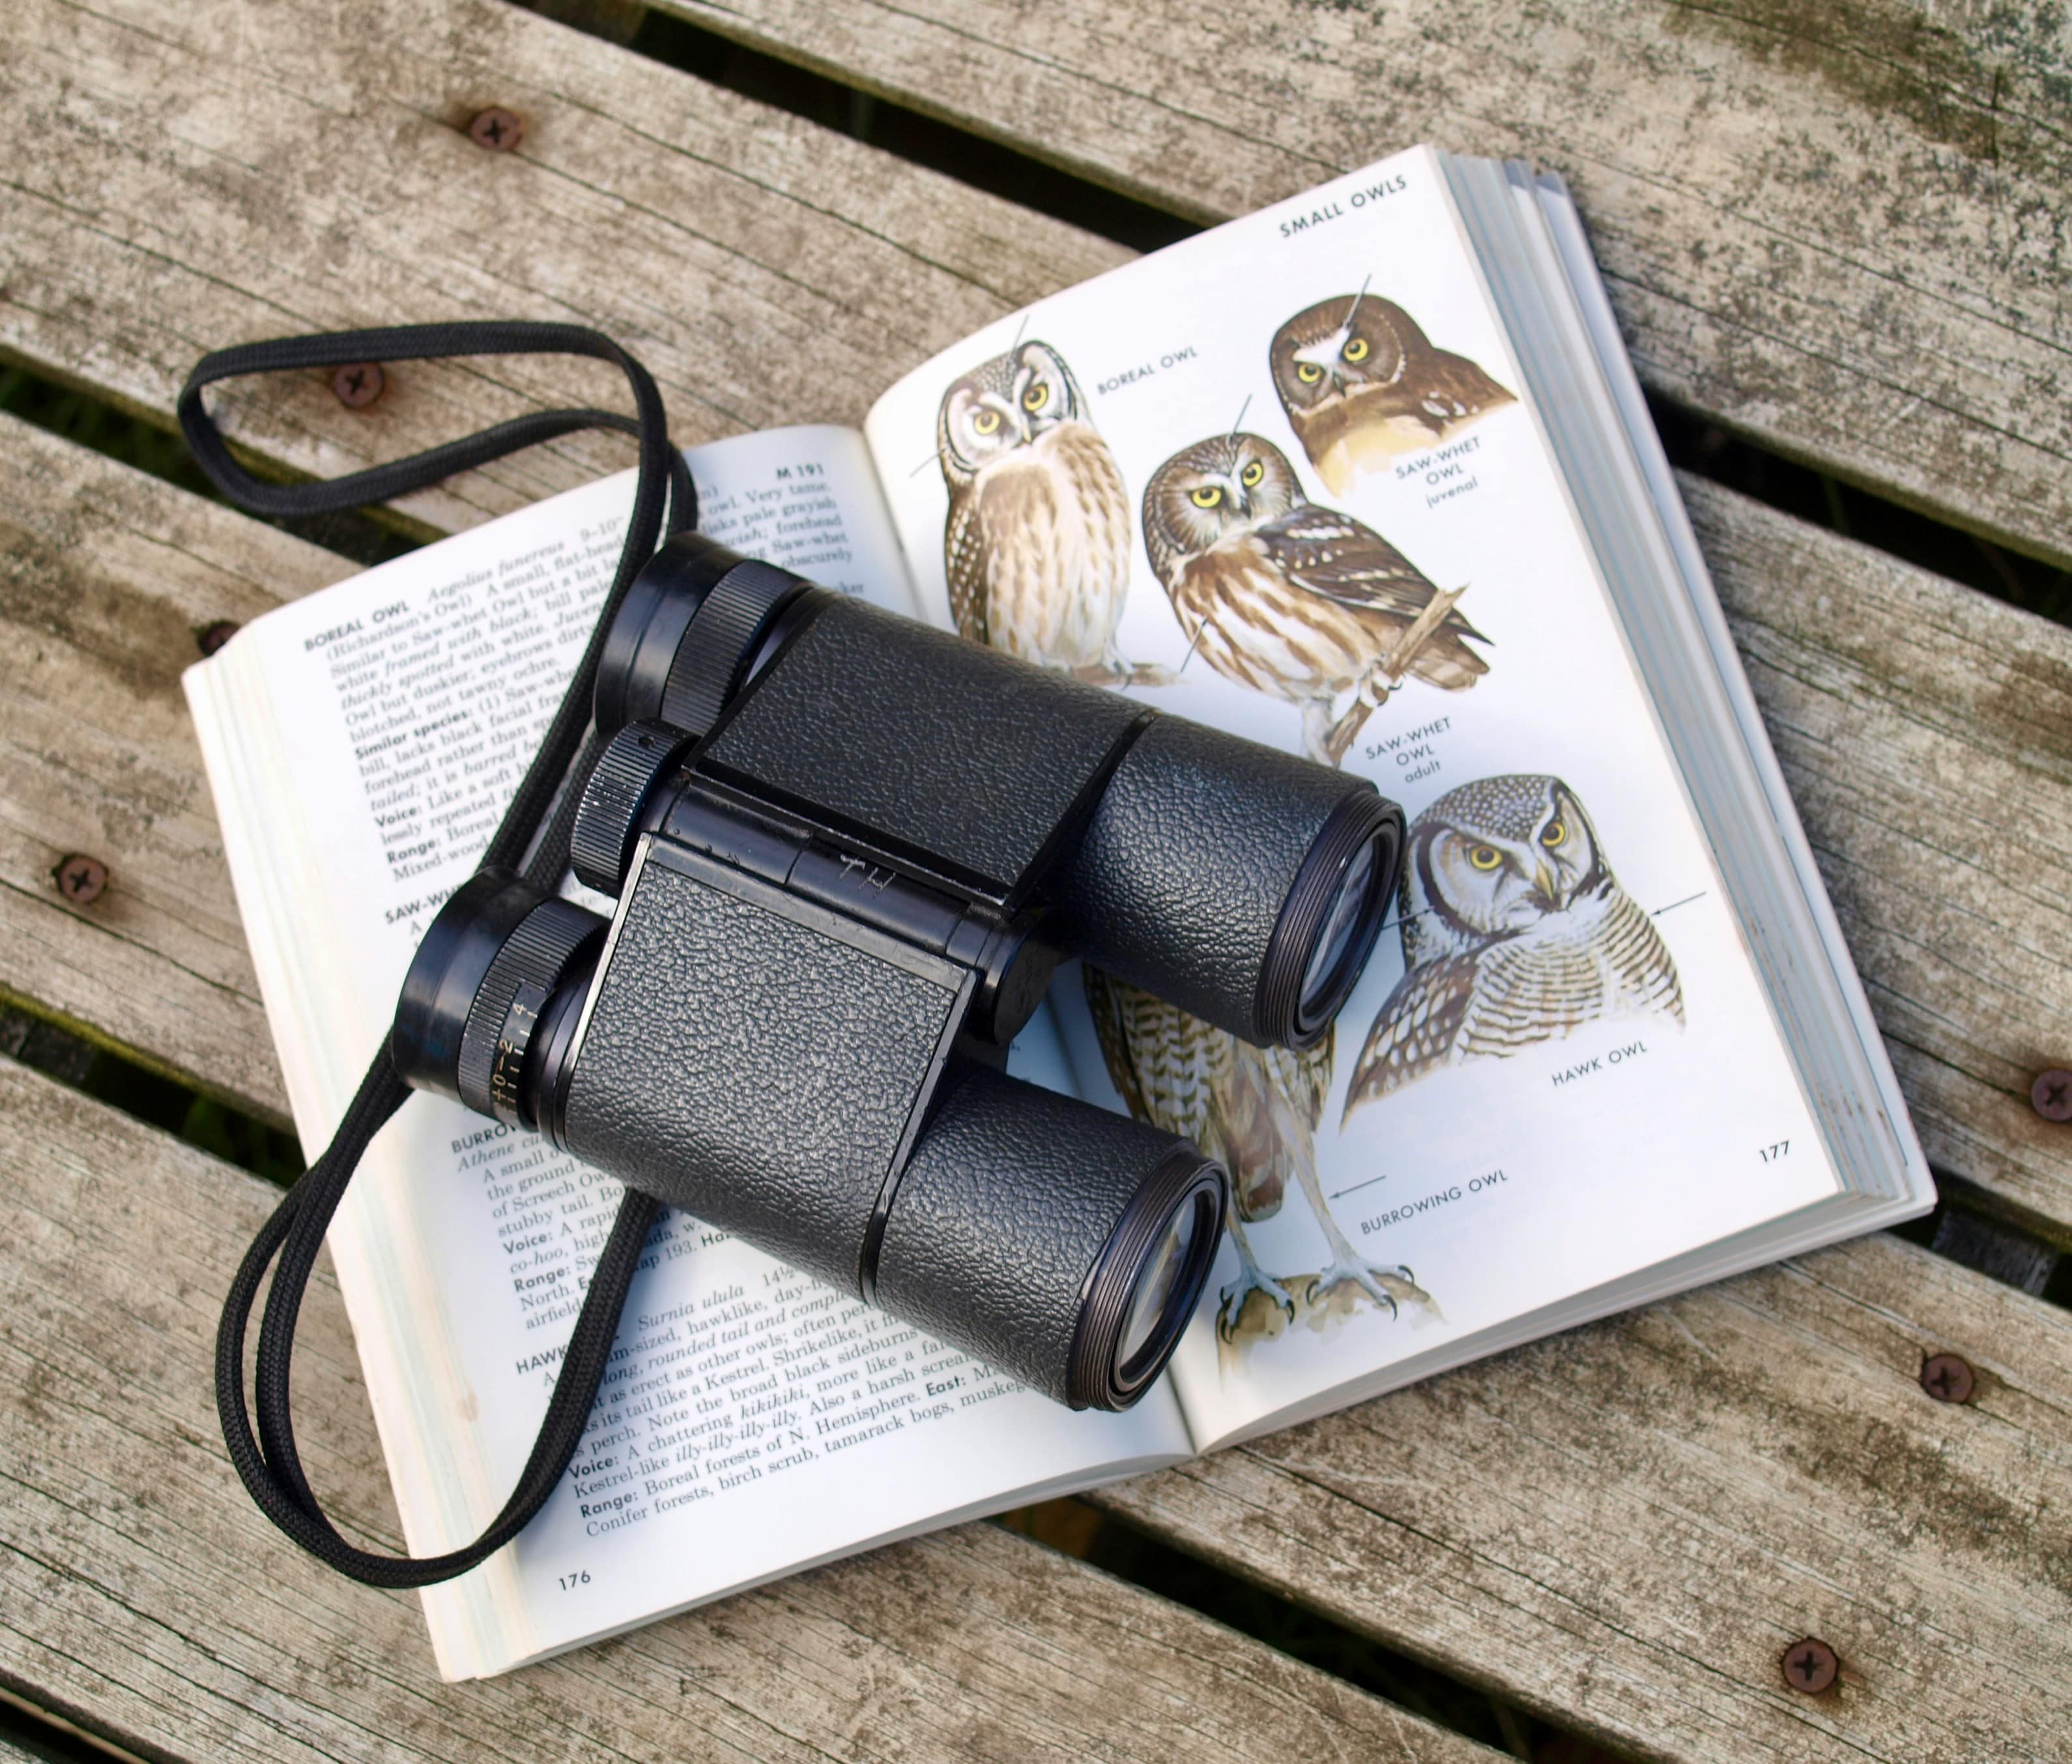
1269,292,1516,497
1084,967,1415,1337
1142,431,1488,767
936,339,1165,685
1345,774,1684,1117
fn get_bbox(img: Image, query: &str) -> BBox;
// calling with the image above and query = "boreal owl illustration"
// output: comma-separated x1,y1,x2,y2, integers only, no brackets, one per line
936,340,1163,685
1345,775,1684,1117
1269,292,1516,497
1084,967,1417,1337
1142,431,1488,765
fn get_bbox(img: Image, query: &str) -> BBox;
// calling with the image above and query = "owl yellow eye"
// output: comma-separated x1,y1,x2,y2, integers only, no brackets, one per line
1024,382,1050,412
1540,820,1566,848
1239,459,1265,489
971,408,1001,436
1343,337,1370,363
1295,362,1323,384
1190,485,1224,508
1468,844,1503,872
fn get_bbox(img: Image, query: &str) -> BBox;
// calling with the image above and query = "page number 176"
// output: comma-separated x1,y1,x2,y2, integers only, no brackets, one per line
558,1570,592,1591
1759,1140,1791,1163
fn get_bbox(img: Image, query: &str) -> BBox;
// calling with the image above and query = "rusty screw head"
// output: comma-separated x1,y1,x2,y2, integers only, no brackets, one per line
468,107,525,152
1781,1637,1839,1694
332,362,384,409
52,853,108,906
2032,1069,2072,1122
1920,1352,1976,1404
196,619,240,657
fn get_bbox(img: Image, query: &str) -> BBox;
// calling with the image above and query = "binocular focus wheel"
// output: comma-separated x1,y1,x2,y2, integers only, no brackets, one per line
570,721,699,894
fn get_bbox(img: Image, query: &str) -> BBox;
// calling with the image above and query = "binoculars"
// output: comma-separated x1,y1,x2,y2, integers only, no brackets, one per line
393,535,1402,1409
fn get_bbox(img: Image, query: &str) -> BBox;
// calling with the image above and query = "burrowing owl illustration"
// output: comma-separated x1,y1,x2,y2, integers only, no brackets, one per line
1344,775,1683,1117
1269,292,1516,497
1142,431,1488,765
1084,968,1417,1337
937,340,1160,685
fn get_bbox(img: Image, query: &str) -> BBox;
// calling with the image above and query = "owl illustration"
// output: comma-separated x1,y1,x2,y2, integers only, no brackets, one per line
937,340,1162,685
1345,775,1684,1117
1270,292,1517,497
1142,431,1488,766
1084,967,1417,1337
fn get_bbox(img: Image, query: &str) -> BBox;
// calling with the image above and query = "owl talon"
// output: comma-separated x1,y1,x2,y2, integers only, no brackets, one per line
1304,1259,1403,1320
1216,1266,1297,1341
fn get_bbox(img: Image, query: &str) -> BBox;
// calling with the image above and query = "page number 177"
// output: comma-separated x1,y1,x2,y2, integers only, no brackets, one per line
1759,1140,1791,1163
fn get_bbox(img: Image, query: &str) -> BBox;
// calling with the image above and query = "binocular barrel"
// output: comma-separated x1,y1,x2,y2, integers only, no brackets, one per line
392,533,1404,1412
588,533,1400,1051
397,872,1226,1409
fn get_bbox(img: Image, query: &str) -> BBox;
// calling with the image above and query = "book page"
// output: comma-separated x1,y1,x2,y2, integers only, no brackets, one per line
185,422,1188,1681
861,149,1849,1451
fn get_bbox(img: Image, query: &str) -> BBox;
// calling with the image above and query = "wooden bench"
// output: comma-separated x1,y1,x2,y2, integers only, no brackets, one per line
2,2,2067,1758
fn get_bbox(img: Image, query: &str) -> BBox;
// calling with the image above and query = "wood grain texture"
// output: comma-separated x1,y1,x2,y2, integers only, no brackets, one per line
1094,1227,2072,1764
0,1056,1495,1764
10,412,2067,1233
0,0,1126,538
659,0,2072,568
0,417,355,1124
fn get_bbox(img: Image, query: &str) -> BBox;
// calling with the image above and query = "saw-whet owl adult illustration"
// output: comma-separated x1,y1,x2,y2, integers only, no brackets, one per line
1269,292,1517,498
1142,431,1488,766
1345,774,1684,1117
1084,967,1426,1343
936,339,1164,685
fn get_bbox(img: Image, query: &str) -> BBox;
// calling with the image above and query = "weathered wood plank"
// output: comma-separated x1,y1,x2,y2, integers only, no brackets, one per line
10,409,2068,1234
0,0,1127,537
1094,1227,2072,1764
0,1056,1495,1764
658,0,2072,569
0,416,356,1124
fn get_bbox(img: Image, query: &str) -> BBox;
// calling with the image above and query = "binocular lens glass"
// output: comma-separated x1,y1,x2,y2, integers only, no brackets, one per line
1298,830,1388,1023
1112,1188,1216,1389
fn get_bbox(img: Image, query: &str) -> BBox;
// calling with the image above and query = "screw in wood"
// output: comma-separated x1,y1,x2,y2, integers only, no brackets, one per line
52,854,109,906
1920,1352,1976,1404
196,619,241,657
1781,1637,1839,1694
332,363,385,409
2031,1069,2072,1122
468,107,525,152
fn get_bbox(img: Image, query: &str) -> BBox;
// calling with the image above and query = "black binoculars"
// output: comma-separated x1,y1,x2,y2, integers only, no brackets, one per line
393,535,1402,1409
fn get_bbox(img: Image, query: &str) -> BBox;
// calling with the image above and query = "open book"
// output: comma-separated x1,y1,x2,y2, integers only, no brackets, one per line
186,147,1934,1679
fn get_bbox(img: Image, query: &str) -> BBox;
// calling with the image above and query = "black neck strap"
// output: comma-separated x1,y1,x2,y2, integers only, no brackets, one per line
189,322,694,1587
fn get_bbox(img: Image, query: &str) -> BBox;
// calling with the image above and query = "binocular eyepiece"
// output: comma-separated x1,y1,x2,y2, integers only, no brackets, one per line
394,534,1402,1409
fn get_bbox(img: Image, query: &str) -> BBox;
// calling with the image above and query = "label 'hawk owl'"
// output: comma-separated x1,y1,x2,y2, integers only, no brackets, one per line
1142,431,1488,767
936,339,1160,685
1269,292,1516,498
1345,774,1684,1117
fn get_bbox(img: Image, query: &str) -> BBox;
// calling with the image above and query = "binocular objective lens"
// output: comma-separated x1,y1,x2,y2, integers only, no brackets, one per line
1297,829,1388,1023
1115,1195,1199,1373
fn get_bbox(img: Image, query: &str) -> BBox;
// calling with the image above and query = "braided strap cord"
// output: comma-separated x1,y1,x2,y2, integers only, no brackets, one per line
190,322,689,1586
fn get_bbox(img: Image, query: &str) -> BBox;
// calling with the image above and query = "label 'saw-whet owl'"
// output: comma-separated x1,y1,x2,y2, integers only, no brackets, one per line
936,340,1158,685
1270,292,1516,498
1142,431,1488,766
1345,774,1684,1117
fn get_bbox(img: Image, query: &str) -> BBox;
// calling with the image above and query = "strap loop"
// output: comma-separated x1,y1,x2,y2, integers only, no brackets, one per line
196,321,690,1586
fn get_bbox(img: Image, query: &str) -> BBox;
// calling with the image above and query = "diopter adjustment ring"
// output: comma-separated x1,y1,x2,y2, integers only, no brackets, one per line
658,560,806,737
570,720,699,894
456,896,605,1125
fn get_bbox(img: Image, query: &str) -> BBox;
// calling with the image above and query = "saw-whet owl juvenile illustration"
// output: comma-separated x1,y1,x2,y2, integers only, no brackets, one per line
1142,431,1488,766
936,339,1163,685
1345,774,1684,1117
1084,967,1424,1342
1269,292,1517,498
